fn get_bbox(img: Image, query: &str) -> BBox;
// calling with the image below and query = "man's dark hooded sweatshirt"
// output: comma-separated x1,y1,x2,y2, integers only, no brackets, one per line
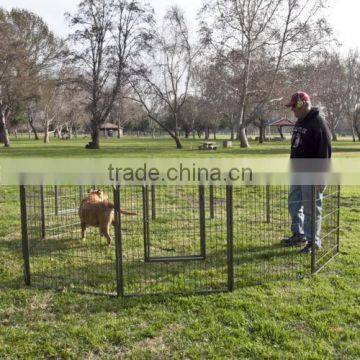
290,108,332,159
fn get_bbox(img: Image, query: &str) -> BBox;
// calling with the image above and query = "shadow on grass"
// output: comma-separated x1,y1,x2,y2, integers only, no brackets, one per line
9,238,311,297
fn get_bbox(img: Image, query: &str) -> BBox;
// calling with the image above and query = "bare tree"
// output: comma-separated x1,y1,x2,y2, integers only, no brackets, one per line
0,8,64,147
132,6,193,149
111,95,144,137
192,60,227,139
314,52,347,141
12,9,65,139
0,9,22,147
35,80,62,143
56,80,88,139
353,106,360,141
26,100,41,140
66,0,154,149
344,51,360,141
177,96,199,138
200,0,332,147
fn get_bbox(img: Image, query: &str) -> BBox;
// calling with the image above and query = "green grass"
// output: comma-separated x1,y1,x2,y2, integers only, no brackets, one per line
1,139,360,358
1,136,360,157
1,185,360,359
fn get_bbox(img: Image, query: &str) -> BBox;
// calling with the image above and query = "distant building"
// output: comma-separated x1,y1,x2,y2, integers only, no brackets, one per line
270,118,294,139
270,118,295,127
100,123,123,137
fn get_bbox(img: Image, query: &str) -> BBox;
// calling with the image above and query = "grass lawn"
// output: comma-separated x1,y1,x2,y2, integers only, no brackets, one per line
0,139,360,359
0,136,360,158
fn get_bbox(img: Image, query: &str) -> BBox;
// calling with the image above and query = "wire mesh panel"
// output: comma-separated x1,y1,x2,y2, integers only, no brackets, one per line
0,186,21,243
0,186,22,281
19,184,341,297
121,185,228,296
314,185,340,272
231,185,309,286
145,185,206,261
23,185,118,295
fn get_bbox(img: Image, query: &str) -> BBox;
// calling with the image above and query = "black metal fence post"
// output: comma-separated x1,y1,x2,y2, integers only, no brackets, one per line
151,185,156,221
19,185,31,285
266,185,271,223
336,185,341,253
311,185,316,274
40,185,46,239
54,185,59,216
143,185,150,261
199,185,206,257
226,185,234,291
113,186,124,297
16,183,341,297
209,184,215,219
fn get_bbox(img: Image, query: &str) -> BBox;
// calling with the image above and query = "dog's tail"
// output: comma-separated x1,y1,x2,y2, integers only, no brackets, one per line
120,209,137,216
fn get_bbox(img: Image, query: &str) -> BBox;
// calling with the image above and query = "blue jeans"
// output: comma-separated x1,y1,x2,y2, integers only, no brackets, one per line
288,185,325,248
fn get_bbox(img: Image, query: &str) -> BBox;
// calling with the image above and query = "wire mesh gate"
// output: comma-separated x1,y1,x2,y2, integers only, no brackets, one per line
19,185,341,296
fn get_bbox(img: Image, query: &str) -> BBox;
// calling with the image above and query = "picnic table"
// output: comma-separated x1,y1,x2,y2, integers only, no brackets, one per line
198,141,218,150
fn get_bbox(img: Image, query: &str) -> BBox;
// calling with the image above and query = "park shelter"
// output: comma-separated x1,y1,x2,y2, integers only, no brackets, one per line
270,118,294,139
100,123,123,137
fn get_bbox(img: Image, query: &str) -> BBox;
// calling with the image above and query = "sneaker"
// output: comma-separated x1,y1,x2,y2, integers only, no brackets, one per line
299,243,321,254
282,234,307,247
299,243,312,254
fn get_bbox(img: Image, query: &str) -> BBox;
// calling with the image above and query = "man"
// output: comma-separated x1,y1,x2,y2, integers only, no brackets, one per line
283,91,332,254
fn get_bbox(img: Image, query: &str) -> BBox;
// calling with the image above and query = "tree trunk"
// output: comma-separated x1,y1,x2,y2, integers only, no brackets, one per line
259,126,264,144
205,128,210,140
230,126,235,141
237,49,251,146
0,127,4,144
0,110,11,147
44,123,50,144
278,126,285,140
354,122,360,141
352,125,356,142
239,125,249,148
174,113,180,139
68,126,73,140
55,128,61,139
331,128,338,141
28,115,39,140
174,136,182,149
213,129,216,140
160,124,182,149
117,119,121,139
87,126,100,149
43,120,53,144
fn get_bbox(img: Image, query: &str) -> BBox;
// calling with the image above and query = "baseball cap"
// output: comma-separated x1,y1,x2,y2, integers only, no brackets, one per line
285,91,311,108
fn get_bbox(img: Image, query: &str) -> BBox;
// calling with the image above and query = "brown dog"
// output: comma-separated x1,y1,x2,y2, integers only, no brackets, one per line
79,189,136,245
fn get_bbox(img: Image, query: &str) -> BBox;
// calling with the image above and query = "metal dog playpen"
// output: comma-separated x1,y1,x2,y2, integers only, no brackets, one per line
17,185,340,297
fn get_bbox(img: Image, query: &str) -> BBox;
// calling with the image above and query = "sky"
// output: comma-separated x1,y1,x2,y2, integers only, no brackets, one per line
0,0,359,52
